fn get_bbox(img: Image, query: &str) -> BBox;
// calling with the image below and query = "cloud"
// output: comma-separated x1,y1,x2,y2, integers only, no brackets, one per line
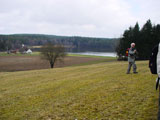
0,0,160,37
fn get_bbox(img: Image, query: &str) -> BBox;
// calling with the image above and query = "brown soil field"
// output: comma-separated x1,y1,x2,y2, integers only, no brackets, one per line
0,56,106,72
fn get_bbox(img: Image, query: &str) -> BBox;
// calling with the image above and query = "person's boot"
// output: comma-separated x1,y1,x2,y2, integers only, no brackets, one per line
133,72,138,74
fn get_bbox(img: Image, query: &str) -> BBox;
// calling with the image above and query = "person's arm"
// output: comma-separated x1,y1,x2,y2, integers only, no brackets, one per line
134,49,138,55
128,49,134,55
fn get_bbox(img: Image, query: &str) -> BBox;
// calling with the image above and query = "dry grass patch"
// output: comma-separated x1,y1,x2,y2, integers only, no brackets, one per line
0,61,158,119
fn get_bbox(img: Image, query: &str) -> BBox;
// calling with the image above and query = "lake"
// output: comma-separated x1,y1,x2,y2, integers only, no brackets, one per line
68,52,117,57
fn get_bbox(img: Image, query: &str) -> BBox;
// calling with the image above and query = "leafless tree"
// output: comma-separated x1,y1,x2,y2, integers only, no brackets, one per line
40,43,66,68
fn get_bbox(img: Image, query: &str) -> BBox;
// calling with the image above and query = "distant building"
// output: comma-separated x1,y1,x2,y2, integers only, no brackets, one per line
26,49,32,54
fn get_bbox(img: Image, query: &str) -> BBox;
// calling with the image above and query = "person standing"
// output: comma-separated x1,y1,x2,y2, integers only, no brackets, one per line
149,43,160,119
126,43,138,74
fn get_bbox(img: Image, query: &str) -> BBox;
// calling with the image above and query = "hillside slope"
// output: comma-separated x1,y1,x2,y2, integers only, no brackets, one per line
0,34,118,52
0,61,158,119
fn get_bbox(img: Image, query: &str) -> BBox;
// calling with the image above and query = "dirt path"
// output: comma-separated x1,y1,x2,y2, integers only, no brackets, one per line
0,56,105,72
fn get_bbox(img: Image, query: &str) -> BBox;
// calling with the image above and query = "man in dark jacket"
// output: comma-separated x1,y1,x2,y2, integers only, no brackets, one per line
126,43,138,74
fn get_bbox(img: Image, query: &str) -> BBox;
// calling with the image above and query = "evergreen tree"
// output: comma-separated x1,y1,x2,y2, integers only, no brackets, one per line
140,19,153,59
116,19,160,60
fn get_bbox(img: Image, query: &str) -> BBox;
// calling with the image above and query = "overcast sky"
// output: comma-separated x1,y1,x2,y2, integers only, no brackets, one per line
0,0,160,38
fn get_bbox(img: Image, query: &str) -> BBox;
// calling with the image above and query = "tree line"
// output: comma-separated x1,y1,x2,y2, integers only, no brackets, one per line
0,34,118,52
116,19,160,60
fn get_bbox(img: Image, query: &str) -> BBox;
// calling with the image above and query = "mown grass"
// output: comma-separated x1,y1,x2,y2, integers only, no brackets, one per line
0,61,158,120
69,57,116,67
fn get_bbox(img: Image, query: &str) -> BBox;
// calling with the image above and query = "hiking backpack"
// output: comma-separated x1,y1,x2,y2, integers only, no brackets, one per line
149,44,158,74
149,44,160,90
126,48,130,57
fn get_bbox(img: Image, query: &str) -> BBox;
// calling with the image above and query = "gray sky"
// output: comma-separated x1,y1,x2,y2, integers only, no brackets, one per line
0,0,160,38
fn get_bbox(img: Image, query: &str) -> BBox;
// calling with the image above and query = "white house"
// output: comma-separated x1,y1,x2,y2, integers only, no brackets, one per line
26,49,32,54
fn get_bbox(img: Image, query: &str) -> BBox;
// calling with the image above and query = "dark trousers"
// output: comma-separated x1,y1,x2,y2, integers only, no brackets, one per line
127,62,137,73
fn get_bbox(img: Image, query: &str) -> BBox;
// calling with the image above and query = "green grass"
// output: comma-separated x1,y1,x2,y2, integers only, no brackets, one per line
0,52,116,58
68,54,117,67
0,61,158,120
0,52,40,56
68,53,116,58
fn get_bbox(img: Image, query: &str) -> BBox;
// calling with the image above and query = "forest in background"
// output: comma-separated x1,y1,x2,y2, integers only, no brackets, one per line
116,19,160,60
0,34,119,52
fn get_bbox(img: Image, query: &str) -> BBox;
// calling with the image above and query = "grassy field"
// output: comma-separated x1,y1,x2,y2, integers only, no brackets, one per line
0,51,116,58
0,52,40,56
67,53,115,58
0,60,159,120
0,52,116,72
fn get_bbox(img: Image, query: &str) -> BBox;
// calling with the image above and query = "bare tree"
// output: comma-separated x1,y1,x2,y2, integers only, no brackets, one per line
40,43,66,68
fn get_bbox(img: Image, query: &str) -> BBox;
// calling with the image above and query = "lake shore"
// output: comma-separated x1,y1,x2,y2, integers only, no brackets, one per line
68,52,117,57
